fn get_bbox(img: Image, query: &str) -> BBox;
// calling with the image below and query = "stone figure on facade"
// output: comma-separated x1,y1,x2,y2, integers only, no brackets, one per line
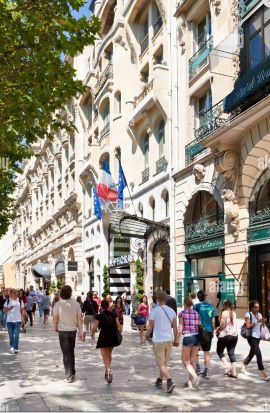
222,188,240,240
193,164,206,184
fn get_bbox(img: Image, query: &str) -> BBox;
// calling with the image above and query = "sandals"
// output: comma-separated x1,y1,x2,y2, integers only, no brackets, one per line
227,373,237,379
105,370,113,384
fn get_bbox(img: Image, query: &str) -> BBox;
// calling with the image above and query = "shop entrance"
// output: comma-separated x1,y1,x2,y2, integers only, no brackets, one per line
189,276,221,308
259,257,270,321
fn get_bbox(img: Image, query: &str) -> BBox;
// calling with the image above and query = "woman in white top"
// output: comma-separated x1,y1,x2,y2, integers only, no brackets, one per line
242,300,269,381
216,299,238,378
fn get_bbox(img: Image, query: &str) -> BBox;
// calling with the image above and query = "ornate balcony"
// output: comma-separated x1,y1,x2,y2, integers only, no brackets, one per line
185,215,224,242
140,33,149,55
189,37,213,80
141,167,150,184
100,123,110,142
153,17,163,37
239,0,261,18
249,200,270,227
185,101,229,165
156,157,168,174
94,64,113,97
134,79,154,108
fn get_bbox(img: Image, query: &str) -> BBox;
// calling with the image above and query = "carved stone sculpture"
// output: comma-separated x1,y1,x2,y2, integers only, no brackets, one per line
215,150,239,183
193,164,206,184
222,189,240,240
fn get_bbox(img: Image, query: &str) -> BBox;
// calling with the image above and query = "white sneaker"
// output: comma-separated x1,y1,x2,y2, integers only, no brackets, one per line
10,348,15,354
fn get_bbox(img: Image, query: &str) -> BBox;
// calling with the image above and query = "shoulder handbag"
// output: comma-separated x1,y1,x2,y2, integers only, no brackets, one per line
240,312,253,339
102,312,123,347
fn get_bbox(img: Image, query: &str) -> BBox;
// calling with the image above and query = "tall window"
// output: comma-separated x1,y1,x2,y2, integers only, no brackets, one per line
157,120,165,159
244,6,270,71
143,134,149,169
138,202,144,217
115,91,121,115
196,13,212,50
196,91,212,128
102,102,110,126
150,197,155,221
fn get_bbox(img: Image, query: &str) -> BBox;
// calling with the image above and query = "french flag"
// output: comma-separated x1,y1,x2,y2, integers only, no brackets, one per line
97,160,118,202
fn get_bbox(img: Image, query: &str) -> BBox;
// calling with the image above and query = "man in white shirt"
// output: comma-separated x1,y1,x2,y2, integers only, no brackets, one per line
145,291,179,393
4,289,26,353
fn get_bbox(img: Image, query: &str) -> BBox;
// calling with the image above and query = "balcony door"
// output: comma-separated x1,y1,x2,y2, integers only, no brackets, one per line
259,257,270,321
196,13,212,52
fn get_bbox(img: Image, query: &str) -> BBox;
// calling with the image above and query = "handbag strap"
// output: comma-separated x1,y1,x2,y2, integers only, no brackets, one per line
160,306,173,327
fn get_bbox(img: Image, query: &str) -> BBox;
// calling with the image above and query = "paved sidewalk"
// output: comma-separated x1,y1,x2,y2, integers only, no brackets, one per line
0,317,270,412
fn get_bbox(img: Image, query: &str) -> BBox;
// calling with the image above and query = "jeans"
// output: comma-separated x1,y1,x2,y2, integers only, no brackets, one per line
38,305,43,318
59,331,77,377
0,310,7,329
125,303,130,316
7,322,21,350
244,337,264,371
217,335,238,363
27,311,33,326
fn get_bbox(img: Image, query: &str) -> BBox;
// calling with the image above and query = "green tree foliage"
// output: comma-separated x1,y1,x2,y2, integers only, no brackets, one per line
48,280,57,294
102,265,110,298
0,0,100,236
135,258,144,301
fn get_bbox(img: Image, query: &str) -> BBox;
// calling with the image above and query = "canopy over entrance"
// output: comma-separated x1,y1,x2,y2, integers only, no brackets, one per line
31,263,51,279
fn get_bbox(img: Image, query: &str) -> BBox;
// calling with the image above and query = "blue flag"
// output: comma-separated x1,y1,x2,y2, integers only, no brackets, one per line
118,161,127,209
93,187,102,220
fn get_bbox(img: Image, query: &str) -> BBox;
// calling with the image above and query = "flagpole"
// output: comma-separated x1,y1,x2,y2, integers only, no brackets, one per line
116,155,137,216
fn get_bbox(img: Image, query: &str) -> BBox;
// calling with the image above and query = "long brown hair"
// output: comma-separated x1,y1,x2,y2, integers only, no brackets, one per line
219,299,234,322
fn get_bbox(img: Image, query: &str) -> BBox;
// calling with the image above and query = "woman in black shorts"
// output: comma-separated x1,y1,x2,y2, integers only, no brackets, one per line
91,299,122,383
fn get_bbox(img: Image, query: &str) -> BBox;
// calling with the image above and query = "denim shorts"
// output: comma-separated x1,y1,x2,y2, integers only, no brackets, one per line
183,334,200,347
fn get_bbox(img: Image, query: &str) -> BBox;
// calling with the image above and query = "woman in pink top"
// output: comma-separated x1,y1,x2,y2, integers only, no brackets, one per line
216,299,238,378
138,295,149,344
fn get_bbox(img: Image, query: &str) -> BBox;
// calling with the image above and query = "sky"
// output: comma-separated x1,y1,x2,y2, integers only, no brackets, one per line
72,0,92,18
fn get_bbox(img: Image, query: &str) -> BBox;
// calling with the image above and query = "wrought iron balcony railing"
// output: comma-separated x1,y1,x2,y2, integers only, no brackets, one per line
189,37,213,80
185,100,228,165
141,167,150,184
185,215,224,242
140,33,149,55
239,0,260,18
134,79,154,108
94,64,113,96
156,157,168,174
249,200,270,227
100,123,110,142
153,16,163,37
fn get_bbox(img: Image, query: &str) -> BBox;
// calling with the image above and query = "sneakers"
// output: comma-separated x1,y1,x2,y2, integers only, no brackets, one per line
64,375,75,383
166,379,176,394
202,369,209,379
196,366,203,375
155,378,163,389
192,376,200,389
10,348,15,354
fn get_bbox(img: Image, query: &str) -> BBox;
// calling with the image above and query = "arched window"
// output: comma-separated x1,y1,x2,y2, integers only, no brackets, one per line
115,91,121,115
190,191,221,224
142,134,149,169
162,190,169,218
157,120,165,159
150,197,155,221
101,99,110,127
138,202,144,217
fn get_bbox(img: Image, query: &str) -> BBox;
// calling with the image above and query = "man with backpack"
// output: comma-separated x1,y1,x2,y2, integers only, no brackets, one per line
193,290,216,378
4,289,26,353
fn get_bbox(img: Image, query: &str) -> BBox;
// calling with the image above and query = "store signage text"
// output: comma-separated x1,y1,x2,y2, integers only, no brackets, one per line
185,237,224,254
109,253,137,268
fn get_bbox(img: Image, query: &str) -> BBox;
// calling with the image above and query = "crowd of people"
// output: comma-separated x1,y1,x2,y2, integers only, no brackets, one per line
0,285,269,392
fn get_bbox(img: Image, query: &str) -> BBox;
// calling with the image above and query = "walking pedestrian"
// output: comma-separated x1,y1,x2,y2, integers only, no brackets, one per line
145,291,179,393
93,291,101,309
190,292,200,306
53,285,83,383
122,291,131,316
52,293,60,315
216,299,238,378
137,295,149,345
3,288,26,353
114,295,125,333
178,296,201,389
36,288,44,318
91,299,122,384
165,290,177,315
106,294,114,311
41,290,51,324
0,290,7,331
82,292,98,339
193,290,216,378
241,300,270,381
76,296,83,311
25,291,34,326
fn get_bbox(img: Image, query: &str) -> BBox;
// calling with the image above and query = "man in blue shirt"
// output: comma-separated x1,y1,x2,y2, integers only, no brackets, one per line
194,290,216,378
